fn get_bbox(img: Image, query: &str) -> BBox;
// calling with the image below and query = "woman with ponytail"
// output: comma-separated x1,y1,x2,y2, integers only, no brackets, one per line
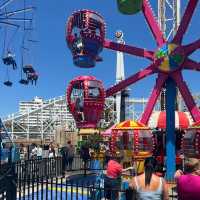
129,157,168,200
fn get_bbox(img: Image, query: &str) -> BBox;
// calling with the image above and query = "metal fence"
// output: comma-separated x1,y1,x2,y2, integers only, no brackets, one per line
16,176,178,200
15,157,63,180
0,163,16,200
0,156,179,200
16,176,128,200
14,156,105,180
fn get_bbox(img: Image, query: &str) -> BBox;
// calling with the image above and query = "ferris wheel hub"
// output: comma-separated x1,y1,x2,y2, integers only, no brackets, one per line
155,43,185,73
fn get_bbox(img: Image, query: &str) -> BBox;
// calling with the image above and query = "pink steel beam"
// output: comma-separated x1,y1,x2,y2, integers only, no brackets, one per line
140,73,168,125
103,39,154,60
183,38,200,56
105,61,160,97
172,0,199,44
183,58,200,71
142,0,166,47
172,72,200,122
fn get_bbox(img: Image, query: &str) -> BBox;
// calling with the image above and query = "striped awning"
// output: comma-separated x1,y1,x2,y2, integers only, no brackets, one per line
148,111,193,129
113,120,149,130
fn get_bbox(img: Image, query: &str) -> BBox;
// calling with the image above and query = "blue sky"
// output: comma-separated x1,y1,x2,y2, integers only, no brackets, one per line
0,0,200,117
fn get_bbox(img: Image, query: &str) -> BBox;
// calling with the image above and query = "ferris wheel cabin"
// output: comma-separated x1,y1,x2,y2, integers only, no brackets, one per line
66,10,105,68
117,0,143,15
67,76,105,128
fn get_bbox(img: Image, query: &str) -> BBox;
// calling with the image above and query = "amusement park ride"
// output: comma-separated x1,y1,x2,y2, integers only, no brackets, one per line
66,0,200,179
0,0,38,87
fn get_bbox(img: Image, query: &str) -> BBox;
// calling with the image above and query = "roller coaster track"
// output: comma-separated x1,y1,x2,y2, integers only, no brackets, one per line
2,93,200,140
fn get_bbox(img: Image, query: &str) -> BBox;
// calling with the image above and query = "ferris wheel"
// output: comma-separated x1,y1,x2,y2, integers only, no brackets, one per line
0,0,38,87
66,0,200,179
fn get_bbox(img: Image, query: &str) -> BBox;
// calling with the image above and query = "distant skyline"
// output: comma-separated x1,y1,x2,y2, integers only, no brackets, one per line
0,1,200,117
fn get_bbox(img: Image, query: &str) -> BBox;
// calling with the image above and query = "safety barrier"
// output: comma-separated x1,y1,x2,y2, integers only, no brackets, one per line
0,156,179,199
15,157,63,180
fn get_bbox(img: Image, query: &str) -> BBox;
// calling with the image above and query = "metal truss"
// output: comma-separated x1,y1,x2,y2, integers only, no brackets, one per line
3,92,200,141
158,0,180,40
2,95,153,140
2,96,75,141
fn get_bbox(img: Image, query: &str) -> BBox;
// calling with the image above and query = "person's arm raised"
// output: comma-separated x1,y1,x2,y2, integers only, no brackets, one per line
122,166,134,172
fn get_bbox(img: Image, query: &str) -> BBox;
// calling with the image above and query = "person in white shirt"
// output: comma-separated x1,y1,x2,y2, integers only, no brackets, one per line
31,145,37,159
37,145,43,159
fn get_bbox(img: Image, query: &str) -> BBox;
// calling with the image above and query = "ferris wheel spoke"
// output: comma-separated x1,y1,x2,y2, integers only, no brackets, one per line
140,73,168,125
183,58,200,71
142,0,166,46
105,61,159,97
103,39,154,60
172,72,200,122
0,7,35,17
172,0,199,44
0,0,14,10
183,38,200,56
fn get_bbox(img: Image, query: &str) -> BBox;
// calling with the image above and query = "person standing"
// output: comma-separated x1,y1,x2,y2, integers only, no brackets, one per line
104,149,112,167
104,156,133,200
60,145,68,176
48,143,55,158
66,141,75,170
129,157,169,200
31,144,37,159
54,144,60,157
19,143,25,160
175,157,200,200
37,145,43,159
80,144,90,174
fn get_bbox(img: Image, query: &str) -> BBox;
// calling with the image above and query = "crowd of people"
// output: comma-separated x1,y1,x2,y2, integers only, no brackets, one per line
18,142,61,160
22,141,200,200
103,155,200,200
1,139,200,200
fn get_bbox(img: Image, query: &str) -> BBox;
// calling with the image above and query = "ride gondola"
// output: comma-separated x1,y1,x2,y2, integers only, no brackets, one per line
66,10,105,68
117,0,143,15
67,76,105,128
19,64,38,85
3,80,12,87
2,51,17,70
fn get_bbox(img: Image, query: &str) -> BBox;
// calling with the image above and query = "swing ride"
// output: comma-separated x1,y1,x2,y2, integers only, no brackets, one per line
0,0,39,87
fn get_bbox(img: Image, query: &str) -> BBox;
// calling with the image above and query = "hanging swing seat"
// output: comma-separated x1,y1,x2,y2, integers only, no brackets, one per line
23,65,35,73
2,55,17,69
19,79,29,85
4,80,12,87
27,72,38,81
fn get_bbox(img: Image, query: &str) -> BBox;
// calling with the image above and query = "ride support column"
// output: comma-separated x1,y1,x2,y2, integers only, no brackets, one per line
165,77,176,180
